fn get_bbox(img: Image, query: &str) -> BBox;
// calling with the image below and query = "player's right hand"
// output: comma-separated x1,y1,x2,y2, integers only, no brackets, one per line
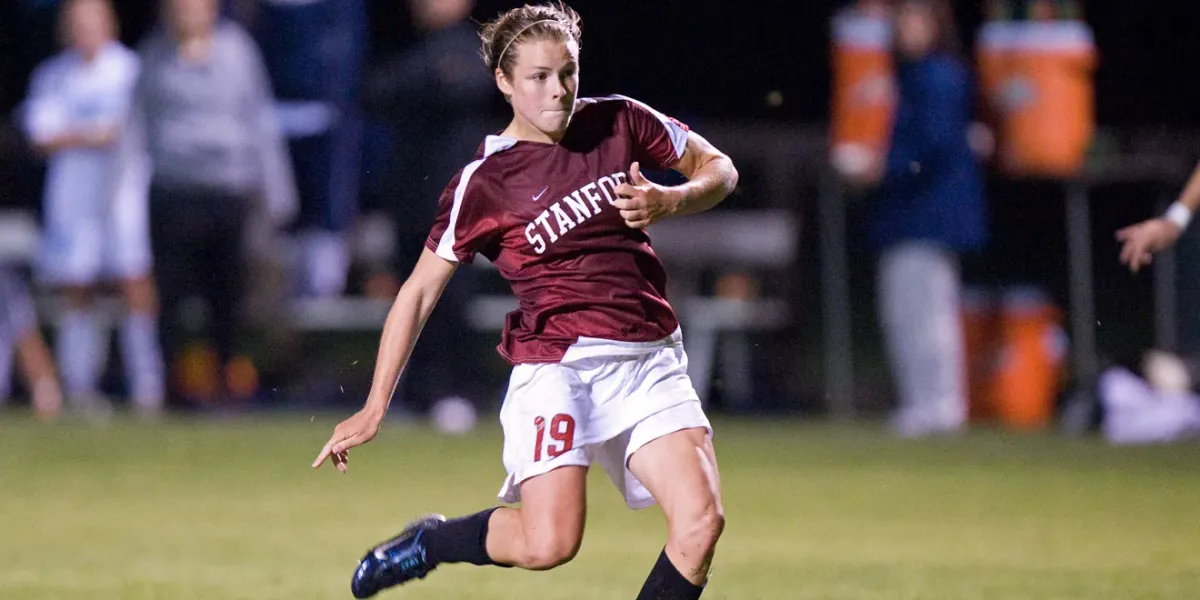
1116,217,1182,273
312,407,384,473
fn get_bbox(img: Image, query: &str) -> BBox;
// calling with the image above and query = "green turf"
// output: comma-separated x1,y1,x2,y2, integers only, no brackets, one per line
1,414,1198,600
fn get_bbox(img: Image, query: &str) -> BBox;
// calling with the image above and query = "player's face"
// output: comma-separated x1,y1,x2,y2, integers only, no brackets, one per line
65,0,115,57
166,0,218,39
501,38,580,142
895,1,936,58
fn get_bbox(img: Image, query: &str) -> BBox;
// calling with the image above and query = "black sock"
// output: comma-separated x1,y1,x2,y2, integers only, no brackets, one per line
635,549,705,600
422,508,506,567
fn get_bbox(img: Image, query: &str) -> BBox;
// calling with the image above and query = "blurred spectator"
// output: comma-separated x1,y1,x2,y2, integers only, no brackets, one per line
364,0,495,263
850,0,987,437
116,0,296,405
20,0,164,417
238,0,367,299
0,265,63,419
359,0,497,413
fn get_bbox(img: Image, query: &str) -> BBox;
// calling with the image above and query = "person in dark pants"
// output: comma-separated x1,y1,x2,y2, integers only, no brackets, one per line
147,184,249,402
848,0,988,437
240,0,367,299
115,0,296,404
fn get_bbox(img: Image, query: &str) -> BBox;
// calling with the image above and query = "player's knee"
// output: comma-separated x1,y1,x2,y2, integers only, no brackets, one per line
124,283,158,314
63,286,95,309
669,501,725,555
520,534,581,570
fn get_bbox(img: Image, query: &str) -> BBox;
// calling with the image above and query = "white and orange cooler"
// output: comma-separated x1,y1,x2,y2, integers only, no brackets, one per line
830,6,895,176
977,18,1097,177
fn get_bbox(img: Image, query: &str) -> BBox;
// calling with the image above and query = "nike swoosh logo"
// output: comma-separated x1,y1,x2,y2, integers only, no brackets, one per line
532,187,548,201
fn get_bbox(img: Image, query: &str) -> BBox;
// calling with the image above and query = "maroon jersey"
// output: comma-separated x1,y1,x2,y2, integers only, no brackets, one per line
425,95,691,364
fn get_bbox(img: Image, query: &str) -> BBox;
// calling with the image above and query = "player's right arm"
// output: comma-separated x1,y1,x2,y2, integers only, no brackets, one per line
1117,160,1200,272
314,161,495,472
312,247,458,472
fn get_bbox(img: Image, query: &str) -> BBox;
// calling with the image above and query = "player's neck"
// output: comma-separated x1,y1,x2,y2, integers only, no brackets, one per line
501,118,564,145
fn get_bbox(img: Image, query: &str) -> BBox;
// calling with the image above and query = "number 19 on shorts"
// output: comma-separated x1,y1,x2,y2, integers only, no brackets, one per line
533,414,576,462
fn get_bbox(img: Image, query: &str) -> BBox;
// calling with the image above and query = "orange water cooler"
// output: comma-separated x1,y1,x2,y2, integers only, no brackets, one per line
962,287,1068,430
992,288,1068,429
961,288,998,422
977,18,1096,177
830,6,895,174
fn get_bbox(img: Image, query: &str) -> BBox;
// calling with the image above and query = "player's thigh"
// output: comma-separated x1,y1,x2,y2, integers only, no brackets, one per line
498,363,592,548
627,424,724,530
499,363,591,494
514,464,588,557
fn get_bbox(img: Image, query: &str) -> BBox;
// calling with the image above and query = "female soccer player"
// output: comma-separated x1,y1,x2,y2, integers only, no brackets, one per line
1117,160,1200,272
312,3,737,599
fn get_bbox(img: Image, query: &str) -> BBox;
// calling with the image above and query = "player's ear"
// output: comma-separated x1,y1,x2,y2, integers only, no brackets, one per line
495,68,514,98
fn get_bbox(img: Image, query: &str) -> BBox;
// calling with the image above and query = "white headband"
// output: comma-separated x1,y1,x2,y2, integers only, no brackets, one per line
497,19,560,67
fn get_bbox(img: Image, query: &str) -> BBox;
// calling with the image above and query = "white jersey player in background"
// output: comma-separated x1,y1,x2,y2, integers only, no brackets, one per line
21,0,164,417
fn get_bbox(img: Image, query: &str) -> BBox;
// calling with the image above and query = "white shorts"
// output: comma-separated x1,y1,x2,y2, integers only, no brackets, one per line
38,157,151,285
498,330,712,509
38,216,151,285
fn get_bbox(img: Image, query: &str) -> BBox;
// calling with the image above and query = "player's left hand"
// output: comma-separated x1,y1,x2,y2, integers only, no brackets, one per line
614,162,679,229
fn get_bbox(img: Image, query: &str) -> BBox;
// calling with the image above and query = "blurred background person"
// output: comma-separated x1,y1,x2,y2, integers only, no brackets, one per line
364,0,495,272
117,0,296,405
0,265,63,419
20,0,163,417
237,0,367,299
358,0,496,414
849,0,987,437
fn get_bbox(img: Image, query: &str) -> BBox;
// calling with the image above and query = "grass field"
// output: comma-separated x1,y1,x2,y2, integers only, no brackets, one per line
1,414,1198,600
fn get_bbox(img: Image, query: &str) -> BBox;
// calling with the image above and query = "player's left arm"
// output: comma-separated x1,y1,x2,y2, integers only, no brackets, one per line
614,131,739,229
666,131,739,216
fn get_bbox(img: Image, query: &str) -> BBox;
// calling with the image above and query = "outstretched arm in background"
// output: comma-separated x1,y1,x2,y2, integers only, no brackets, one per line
312,247,458,472
1117,160,1200,272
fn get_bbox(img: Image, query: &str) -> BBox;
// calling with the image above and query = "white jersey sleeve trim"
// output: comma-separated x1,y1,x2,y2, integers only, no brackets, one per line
615,95,689,161
434,135,517,263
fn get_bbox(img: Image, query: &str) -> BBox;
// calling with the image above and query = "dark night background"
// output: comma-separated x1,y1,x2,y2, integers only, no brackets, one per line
3,1,1200,126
